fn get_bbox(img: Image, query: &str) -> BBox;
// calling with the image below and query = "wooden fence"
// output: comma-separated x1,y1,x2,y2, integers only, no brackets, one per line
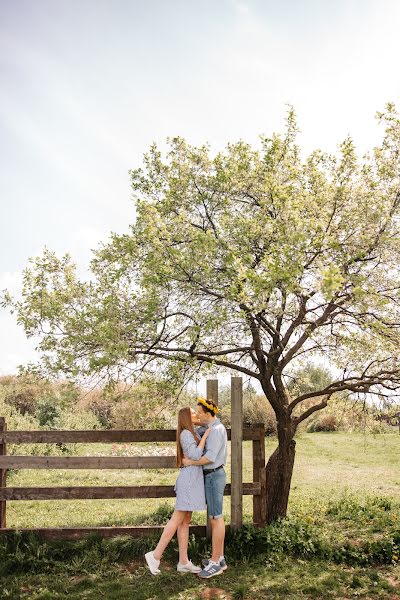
0,418,266,540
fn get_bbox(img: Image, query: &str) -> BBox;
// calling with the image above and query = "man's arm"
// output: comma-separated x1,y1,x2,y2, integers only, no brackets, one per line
182,455,212,466
183,428,221,466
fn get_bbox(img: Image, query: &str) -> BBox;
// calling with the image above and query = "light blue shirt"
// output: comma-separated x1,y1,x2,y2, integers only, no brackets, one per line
196,418,227,470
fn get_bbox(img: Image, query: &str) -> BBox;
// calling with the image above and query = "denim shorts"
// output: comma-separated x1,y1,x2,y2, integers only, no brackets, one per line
204,467,226,519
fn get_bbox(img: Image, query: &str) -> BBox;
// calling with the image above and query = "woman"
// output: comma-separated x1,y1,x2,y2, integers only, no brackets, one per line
145,407,210,575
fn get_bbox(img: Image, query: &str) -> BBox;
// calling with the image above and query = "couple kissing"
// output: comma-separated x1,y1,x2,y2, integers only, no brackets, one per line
145,397,228,579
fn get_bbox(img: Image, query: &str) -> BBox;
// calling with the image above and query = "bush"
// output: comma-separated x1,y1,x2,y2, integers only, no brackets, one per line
243,394,277,435
76,388,114,428
0,397,66,456
109,380,190,430
303,394,397,434
307,414,337,432
0,530,159,576
225,518,328,562
1,377,44,416
56,409,102,431
0,375,80,417
217,388,276,435
36,397,61,426
0,394,102,457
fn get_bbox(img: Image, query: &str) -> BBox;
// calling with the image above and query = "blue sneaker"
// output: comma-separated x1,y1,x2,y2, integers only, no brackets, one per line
197,561,223,579
201,557,227,571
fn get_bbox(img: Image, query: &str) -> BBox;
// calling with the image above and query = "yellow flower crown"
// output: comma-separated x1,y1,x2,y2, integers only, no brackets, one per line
197,397,219,414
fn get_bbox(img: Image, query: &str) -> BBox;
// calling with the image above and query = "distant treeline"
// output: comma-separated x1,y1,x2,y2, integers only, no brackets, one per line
0,372,398,439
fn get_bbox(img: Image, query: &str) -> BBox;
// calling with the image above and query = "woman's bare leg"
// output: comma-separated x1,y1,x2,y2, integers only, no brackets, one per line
153,510,186,561
177,511,192,564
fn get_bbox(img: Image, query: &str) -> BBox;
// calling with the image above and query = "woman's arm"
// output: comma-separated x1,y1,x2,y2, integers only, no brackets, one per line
180,429,210,461
197,428,210,450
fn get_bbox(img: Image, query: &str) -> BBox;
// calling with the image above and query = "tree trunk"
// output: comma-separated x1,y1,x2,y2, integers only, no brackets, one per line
265,424,296,523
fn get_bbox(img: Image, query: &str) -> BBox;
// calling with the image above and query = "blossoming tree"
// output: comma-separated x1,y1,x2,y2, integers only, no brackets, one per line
4,105,400,522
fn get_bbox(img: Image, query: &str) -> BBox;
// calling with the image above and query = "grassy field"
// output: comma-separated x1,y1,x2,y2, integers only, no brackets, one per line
1,431,400,599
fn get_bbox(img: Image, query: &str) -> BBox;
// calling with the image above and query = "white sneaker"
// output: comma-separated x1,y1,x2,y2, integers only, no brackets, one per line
177,560,202,573
145,551,161,575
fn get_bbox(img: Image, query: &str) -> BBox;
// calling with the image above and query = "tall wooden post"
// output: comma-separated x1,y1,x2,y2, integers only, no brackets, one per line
205,379,218,539
252,424,267,527
206,379,218,405
0,417,6,528
230,376,243,529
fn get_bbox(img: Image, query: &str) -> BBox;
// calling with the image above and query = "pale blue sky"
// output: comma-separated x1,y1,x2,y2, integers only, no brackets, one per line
1,0,400,386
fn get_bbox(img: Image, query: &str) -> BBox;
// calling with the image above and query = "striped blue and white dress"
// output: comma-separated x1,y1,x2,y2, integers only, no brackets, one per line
174,429,206,511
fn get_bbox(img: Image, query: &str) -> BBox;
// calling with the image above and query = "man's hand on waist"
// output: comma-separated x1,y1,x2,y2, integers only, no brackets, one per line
182,455,212,467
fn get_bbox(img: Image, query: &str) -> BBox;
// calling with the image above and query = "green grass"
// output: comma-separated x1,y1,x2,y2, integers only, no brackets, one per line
2,432,400,599
1,554,399,599
290,431,400,501
0,521,399,598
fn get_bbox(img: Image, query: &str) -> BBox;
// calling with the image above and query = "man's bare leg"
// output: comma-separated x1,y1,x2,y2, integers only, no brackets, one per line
210,517,225,563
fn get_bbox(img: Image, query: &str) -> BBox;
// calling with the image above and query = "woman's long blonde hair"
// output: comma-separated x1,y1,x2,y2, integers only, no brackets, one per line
176,407,200,468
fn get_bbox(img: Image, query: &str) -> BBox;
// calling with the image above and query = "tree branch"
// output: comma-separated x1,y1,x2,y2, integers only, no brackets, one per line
294,397,329,425
128,348,260,379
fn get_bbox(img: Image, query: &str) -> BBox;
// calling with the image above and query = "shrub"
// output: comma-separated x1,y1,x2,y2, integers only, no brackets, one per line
0,394,102,457
303,395,397,434
2,379,43,416
0,375,80,417
325,494,394,520
56,409,102,431
225,518,328,562
109,380,190,430
243,394,277,435
215,402,232,428
307,414,337,432
217,391,276,434
87,398,113,428
76,388,114,428
36,397,61,426
0,397,64,456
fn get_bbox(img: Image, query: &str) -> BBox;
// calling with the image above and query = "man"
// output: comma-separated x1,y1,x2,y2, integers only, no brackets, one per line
182,397,228,579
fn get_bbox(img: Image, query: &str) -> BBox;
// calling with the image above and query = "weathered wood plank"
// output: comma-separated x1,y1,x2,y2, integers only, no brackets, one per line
252,424,266,527
231,377,243,530
0,430,177,443
206,380,219,405
0,456,176,469
0,428,260,443
0,525,212,540
0,482,261,500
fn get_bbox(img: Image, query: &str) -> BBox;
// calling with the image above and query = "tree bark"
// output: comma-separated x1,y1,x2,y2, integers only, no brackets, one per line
265,423,296,523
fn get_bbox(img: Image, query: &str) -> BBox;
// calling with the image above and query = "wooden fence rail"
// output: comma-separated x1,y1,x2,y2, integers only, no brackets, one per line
0,428,262,443
0,420,266,539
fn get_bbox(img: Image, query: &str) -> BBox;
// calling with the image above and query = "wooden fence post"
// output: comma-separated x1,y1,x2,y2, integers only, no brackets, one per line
205,379,219,539
206,379,218,405
231,376,243,530
0,417,6,528
252,423,266,527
